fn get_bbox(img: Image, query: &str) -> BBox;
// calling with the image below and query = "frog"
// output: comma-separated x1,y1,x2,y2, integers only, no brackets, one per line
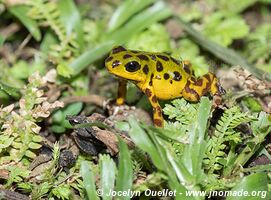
105,46,225,127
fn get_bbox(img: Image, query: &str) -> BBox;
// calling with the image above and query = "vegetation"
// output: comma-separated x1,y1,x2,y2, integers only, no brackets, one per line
0,0,270,200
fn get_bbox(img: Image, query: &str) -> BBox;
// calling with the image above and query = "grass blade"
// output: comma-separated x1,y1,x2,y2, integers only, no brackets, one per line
70,41,114,74
80,161,99,200
108,0,156,32
58,0,84,50
227,173,269,200
8,5,41,41
108,1,172,43
115,137,133,200
100,155,116,200
128,117,165,171
183,97,211,179
70,1,171,75
175,16,271,82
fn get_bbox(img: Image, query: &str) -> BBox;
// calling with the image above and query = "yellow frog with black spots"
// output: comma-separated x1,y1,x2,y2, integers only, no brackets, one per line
105,46,225,127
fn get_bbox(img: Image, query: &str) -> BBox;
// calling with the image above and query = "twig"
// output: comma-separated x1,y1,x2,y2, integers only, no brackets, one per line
61,95,106,107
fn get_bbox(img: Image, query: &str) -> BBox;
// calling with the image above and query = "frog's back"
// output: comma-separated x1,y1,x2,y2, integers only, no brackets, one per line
105,46,192,100
142,52,190,100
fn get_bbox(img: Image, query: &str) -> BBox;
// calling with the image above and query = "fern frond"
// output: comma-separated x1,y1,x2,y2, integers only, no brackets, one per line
26,0,80,72
27,0,65,41
163,98,200,156
163,98,198,126
204,106,254,174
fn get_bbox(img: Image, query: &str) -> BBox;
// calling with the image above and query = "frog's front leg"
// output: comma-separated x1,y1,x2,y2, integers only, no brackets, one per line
144,87,164,127
116,79,127,105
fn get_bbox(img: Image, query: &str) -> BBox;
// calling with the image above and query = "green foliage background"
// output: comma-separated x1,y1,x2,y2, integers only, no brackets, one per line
0,0,270,199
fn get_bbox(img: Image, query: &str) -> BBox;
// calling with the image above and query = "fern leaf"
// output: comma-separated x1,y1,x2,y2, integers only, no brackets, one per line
204,106,253,174
26,0,80,75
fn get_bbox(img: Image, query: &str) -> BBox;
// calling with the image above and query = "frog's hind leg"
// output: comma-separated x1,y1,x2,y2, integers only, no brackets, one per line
183,60,195,76
181,78,200,102
207,73,226,105
116,79,127,105
207,73,226,97
182,72,225,104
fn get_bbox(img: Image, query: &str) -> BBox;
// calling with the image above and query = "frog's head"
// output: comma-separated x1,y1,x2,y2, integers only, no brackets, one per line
105,46,148,82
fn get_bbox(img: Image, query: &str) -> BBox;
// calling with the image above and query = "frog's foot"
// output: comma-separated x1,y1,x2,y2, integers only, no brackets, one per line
213,94,223,107
116,97,125,105
212,94,228,111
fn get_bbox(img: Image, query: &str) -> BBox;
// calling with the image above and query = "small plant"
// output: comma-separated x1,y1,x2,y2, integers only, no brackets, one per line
81,138,133,200
204,106,253,175
0,72,63,164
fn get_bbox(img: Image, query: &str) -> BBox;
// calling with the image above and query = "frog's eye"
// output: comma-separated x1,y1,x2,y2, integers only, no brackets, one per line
125,61,141,72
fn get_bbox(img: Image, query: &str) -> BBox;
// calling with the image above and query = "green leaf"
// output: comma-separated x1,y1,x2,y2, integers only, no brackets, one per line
52,109,65,123
6,166,30,186
115,121,130,132
12,142,23,149
9,61,31,79
40,31,58,54
80,161,99,200
17,182,33,193
198,98,212,138
99,155,116,200
128,117,155,154
58,0,84,50
115,137,133,200
173,39,208,76
8,5,41,41
0,81,20,98
108,1,172,44
127,23,171,52
25,150,36,159
243,97,262,112
175,17,271,82
183,97,211,180
61,102,83,127
70,1,172,75
223,112,270,176
57,63,74,78
70,41,114,75
0,35,4,46
32,135,43,143
203,12,249,47
245,24,271,64
227,173,269,200
208,0,258,13
51,184,71,200
10,60,46,79
0,135,14,149
168,180,197,200
108,0,156,32
52,102,83,133
166,150,194,192
51,125,66,133
28,142,42,149
128,117,164,171
32,182,50,199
